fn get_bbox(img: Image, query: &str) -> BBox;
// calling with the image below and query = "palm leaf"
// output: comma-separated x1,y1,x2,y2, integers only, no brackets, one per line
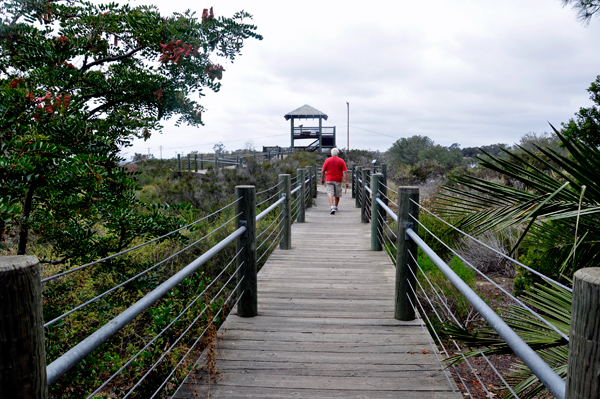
440,282,570,398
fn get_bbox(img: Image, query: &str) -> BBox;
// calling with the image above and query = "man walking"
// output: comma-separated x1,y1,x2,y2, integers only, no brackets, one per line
321,148,349,215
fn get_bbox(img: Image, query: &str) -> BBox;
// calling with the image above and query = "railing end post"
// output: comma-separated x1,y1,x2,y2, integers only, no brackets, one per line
0,255,47,399
566,267,600,399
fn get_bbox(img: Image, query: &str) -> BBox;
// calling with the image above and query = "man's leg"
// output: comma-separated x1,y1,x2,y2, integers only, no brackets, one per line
328,195,335,206
334,197,340,207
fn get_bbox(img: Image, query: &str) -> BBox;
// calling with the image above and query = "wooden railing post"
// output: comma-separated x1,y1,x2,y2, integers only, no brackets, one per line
355,166,362,208
177,154,181,174
305,166,313,207
194,154,198,172
395,187,420,321
566,267,600,399
279,174,292,250
351,166,357,199
380,163,388,221
371,174,384,251
297,168,305,223
235,186,257,317
0,256,47,399
361,168,371,223
200,153,204,170
187,154,191,171
312,166,317,198
236,155,240,169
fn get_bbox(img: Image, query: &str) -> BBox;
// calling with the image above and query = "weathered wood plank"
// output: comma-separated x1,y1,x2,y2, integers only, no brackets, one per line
174,185,458,399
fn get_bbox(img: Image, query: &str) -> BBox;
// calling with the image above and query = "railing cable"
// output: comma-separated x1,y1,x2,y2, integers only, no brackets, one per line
410,214,570,342
409,199,572,293
123,263,244,398
257,227,285,264
256,188,284,207
409,252,519,398
172,287,245,396
42,198,242,283
86,249,243,398
44,212,242,328
405,291,474,398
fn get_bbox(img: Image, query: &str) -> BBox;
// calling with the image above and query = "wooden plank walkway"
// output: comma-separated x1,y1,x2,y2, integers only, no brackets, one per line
174,185,458,399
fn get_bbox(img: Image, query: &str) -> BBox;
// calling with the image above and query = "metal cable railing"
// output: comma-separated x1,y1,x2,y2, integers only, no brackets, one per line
46,224,247,385
44,211,241,328
410,214,570,342
42,198,242,283
257,196,286,222
408,252,519,398
256,213,280,240
257,213,284,251
171,288,245,396
409,198,572,293
256,187,284,207
18,174,307,398
122,263,243,398
86,249,244,398
257,227,285,264
370,190,568,399
405,225,566,399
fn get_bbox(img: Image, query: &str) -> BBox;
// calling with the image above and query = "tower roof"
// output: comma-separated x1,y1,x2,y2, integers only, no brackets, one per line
284,104,328,121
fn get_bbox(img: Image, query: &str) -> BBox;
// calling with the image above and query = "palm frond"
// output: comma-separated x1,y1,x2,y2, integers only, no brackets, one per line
440,282,571,398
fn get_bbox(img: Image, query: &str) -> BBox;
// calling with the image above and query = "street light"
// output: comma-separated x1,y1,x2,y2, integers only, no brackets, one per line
346,102,349,151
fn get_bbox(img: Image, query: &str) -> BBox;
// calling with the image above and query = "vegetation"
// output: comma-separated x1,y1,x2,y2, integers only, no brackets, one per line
38,151,318,398
0,0,262,259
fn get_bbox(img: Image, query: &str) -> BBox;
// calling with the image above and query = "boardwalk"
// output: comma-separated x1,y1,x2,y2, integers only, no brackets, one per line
174,185,458,399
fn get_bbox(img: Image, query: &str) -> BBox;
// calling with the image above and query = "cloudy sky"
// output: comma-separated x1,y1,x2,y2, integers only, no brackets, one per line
122,0,600,160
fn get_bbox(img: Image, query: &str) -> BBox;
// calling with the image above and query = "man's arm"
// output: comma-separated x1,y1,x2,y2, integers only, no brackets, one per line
321,170,326,185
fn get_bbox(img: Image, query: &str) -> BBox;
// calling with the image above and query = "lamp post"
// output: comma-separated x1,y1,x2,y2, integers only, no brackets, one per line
346,102,349,151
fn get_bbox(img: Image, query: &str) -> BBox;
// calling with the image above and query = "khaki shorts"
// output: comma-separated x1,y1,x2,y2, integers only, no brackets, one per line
326,181,343,197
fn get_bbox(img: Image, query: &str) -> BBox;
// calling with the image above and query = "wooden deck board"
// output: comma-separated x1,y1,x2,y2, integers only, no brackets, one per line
174,185,459,399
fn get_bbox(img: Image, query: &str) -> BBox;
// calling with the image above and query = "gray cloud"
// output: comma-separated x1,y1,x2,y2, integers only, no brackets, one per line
122,0,600,159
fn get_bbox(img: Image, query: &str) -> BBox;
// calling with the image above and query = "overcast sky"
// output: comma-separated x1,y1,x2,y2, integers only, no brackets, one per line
121,0,600,160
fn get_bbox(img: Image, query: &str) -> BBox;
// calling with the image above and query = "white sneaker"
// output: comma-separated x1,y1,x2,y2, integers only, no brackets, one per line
330,206,336,215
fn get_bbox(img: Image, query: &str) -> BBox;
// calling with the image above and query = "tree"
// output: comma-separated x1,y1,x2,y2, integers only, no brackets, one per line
388,135,434,165
462,143,510,158
562,0,600,24
0,0,262,259
213,141,226,155
561,75,600,147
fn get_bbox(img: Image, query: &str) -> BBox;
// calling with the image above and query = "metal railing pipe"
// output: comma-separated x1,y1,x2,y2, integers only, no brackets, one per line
376,197,398,223
46,226,246,384
256,197,286,222
406,228,566,399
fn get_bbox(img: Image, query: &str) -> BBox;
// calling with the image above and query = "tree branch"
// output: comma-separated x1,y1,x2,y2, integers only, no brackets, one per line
81,46,145,71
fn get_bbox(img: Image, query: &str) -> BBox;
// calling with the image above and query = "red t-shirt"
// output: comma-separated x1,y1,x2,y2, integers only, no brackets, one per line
322,156,348,182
